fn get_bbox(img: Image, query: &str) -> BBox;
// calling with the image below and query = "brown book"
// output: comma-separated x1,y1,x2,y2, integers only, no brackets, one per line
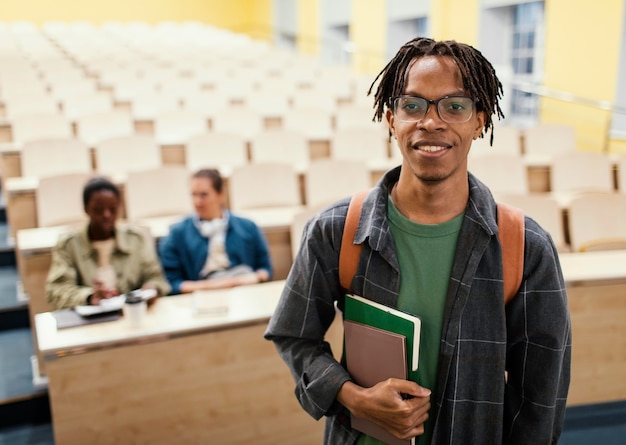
344,320,415,445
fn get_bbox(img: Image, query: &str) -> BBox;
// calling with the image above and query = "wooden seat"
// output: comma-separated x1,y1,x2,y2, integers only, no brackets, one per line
229,162,301,211
10,113,73,147
567,192,626,252
497,193,568,252
185,133,248,175
75,110,135,148
36,173,92,227
550,151,613,194
304,159,370,208
250,129,309,169
523,123,576,157
153,110,208,145
468,154,528,195
94,135,162,176
21,138,91,178
124,166,192,221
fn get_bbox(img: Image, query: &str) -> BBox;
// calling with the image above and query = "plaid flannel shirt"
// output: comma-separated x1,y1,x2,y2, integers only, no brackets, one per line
265,166,571,444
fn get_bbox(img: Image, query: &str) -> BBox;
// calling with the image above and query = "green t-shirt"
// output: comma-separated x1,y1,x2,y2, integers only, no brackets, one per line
357,196,463,445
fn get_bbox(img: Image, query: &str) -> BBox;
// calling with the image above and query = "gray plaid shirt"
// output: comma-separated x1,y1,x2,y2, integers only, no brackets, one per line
265,167,571,444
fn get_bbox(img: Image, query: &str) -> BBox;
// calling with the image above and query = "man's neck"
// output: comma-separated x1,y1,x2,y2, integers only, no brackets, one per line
391,173,469,225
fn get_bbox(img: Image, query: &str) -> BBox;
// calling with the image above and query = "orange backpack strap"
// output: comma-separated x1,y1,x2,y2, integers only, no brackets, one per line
339,190,369,291
339,193,525,304
497,202,525,304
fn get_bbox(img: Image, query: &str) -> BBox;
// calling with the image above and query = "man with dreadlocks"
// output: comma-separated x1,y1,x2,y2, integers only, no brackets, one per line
265,37,570,444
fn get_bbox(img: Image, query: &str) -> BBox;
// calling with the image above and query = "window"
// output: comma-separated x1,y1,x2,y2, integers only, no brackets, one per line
510,1,544,120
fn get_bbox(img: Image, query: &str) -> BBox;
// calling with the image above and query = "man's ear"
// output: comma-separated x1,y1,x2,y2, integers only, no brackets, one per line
386,109,396,138
473,111,487,140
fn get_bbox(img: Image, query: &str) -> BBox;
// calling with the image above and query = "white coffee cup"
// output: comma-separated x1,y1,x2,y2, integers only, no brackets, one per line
123,299,147,328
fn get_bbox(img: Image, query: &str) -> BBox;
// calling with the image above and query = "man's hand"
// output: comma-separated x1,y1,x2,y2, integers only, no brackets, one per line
337,379,431,440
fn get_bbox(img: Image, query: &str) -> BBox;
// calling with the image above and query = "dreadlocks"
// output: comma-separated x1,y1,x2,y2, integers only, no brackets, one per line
369,37,504,145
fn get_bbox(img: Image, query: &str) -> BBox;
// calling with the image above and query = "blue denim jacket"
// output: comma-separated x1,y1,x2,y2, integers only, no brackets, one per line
265,167,571,444
158,212,272,294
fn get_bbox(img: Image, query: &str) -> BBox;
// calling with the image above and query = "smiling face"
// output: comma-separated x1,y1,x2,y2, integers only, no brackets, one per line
387,56,486,187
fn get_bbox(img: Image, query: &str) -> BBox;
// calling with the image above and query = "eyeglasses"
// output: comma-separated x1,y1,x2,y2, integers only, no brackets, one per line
392,95,476,123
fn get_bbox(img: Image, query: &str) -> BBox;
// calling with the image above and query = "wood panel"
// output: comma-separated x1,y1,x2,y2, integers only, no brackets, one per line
567,283,626,405
45,320,343,445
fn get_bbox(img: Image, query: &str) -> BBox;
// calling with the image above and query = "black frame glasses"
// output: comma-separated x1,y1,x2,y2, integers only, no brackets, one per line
392,95,477,123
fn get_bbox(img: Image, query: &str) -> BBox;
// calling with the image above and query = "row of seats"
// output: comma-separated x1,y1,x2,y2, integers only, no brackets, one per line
4,127,393,180
2,106,387,149
29,161,373,230
469,151,626,195
496,192,626,254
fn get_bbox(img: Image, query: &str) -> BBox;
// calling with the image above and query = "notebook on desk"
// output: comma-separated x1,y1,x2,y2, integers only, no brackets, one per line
52,309,122,329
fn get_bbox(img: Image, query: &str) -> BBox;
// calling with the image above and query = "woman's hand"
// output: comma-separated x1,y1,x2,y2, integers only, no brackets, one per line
90,279,119,305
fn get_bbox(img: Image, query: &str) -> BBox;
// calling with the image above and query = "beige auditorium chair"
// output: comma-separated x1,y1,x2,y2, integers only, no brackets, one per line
334,104,378,130
60,91,114,122
283,108,334,142
35,172,92,228
48,78,98,103
550,152,614,206
229,162,301,211
130,93,180,121
304,158,370,209
10,113,73,147
291,90,336,114
94,135,162,177
470,125,522,157
567,192,626,252
250,129,309,170
246,90,290,124
75,110,135,148
153,110,208,145
21,138,92,178
469,154,528,195
290,204,328,259
522,123,576,157
3,93,59,120
211,108,264,142
124,166,192,222
185,132,248,176
181,91,230,122
331,127,389,163
497,193,569,253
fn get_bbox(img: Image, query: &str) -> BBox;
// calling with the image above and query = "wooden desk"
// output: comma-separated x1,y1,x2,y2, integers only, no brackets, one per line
35,280,344,445
557,250,626,406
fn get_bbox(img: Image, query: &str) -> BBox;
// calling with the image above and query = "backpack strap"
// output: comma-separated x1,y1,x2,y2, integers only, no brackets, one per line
497,202,525,304
339,192,526,304
339,189,369,291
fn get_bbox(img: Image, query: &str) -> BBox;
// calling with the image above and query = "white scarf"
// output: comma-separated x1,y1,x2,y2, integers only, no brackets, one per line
195,213,230,278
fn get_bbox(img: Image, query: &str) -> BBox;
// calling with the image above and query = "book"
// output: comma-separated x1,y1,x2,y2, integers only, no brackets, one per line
344,294,422,445
344,320,413,445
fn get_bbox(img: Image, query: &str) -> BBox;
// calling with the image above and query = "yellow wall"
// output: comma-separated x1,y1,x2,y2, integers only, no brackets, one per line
430,0,480,45
351,0,387,74
297,0,320,56
0,0,271,38
542,0,625,152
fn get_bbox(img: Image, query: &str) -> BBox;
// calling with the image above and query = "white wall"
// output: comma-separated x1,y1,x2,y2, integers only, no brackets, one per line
272,0,297,49
388,0,429,20
320,0,352,65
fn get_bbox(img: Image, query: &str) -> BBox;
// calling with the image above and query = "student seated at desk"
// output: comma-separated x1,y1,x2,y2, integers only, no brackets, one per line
46,177,171,309
158,168,272,294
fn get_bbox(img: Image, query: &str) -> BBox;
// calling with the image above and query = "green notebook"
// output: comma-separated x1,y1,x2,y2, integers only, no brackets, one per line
344,294,421,382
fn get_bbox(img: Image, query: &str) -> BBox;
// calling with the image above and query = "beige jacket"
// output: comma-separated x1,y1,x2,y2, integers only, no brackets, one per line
46,224,171,309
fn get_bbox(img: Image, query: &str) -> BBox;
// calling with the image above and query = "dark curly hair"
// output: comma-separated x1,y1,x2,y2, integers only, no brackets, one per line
369,37,504,145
